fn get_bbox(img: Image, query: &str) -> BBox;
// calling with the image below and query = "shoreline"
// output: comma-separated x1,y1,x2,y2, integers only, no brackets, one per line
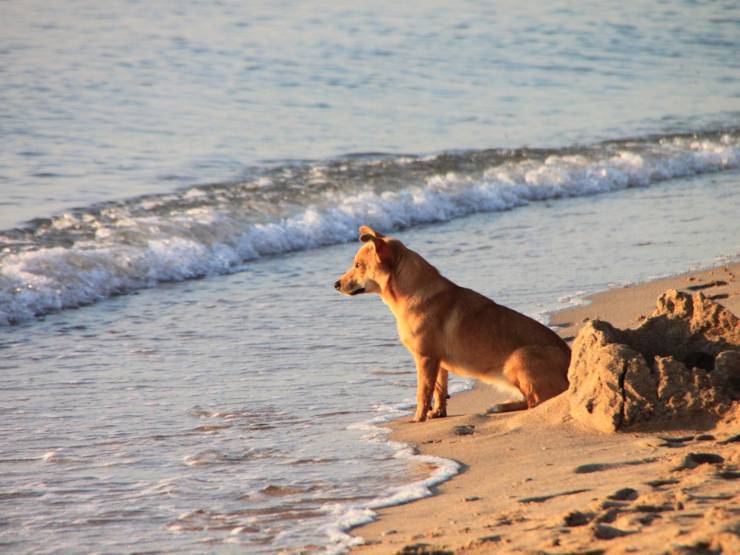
349,262,739,554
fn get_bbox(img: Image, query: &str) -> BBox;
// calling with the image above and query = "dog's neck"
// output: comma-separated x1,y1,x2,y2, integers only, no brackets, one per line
380,249,453,312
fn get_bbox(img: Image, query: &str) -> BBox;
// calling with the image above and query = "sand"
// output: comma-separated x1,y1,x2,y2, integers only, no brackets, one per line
350,263,739,554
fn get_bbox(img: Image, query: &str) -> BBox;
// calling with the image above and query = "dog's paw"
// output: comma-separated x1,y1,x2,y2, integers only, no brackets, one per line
411,411,428,423
427,407,447,419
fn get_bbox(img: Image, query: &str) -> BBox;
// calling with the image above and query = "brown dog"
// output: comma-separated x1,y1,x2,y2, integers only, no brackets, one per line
334,226,571,422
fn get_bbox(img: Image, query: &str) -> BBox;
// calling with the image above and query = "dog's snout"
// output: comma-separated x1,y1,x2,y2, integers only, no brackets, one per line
334,280,341,290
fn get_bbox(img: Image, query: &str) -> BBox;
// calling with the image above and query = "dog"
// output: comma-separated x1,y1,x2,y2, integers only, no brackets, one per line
334,226,571,422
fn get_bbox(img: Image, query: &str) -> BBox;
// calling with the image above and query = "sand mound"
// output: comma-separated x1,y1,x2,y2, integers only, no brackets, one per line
568,290,740,432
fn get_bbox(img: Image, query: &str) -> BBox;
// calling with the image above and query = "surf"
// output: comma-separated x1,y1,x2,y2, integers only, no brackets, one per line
1,129,738,325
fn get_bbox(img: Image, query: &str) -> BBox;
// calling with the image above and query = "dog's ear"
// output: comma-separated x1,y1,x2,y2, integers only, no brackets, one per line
360,233,395,266
359,225,386,240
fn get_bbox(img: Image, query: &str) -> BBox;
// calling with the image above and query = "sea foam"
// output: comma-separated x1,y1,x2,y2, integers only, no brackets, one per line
1,131,738,325
323,380,472,553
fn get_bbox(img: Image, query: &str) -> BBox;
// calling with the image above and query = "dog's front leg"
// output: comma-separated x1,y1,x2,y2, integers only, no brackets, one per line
428,368,448,419
412,355,440,422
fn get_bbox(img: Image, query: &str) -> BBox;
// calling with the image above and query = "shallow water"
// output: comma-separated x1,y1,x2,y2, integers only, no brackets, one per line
1,0,739,552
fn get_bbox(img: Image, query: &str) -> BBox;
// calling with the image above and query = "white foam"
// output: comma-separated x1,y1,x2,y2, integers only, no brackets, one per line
322,450,460,554
1,134,738,324
40,449,76,464
322,379,473,553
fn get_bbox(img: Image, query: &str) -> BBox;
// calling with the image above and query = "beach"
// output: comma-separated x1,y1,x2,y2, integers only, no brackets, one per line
2,1,739,552
350,263,739,554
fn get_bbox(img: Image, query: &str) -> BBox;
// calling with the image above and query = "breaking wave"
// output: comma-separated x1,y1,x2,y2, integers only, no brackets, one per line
1,129,738,325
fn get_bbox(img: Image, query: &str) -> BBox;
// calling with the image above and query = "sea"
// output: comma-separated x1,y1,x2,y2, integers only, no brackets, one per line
1,0,739,553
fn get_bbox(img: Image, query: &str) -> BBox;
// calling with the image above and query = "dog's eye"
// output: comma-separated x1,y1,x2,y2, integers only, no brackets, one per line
355,262,362,269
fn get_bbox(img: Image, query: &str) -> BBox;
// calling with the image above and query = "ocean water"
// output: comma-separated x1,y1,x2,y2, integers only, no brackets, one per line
1,0,739,553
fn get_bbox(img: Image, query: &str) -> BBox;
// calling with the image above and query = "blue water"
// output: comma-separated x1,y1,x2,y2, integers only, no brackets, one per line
1,0,738,227
1,1,739,553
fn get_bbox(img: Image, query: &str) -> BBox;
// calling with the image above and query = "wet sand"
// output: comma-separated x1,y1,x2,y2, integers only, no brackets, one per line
351,263,740,554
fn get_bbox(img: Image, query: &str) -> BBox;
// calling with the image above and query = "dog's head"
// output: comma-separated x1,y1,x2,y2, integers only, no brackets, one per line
334,226,397,296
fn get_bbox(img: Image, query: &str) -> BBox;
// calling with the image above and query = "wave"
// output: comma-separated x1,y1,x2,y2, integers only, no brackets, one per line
1,129,738,325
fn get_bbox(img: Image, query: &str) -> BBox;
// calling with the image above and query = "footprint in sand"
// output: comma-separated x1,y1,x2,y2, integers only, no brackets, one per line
672,452,725,471
685,280,728,291
719,434,740,445
592,523,634,540
645,478,680,489
573,457,657,474
607,488,639,501
518,488,590,504
562,510,594,527
396,543,453,555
